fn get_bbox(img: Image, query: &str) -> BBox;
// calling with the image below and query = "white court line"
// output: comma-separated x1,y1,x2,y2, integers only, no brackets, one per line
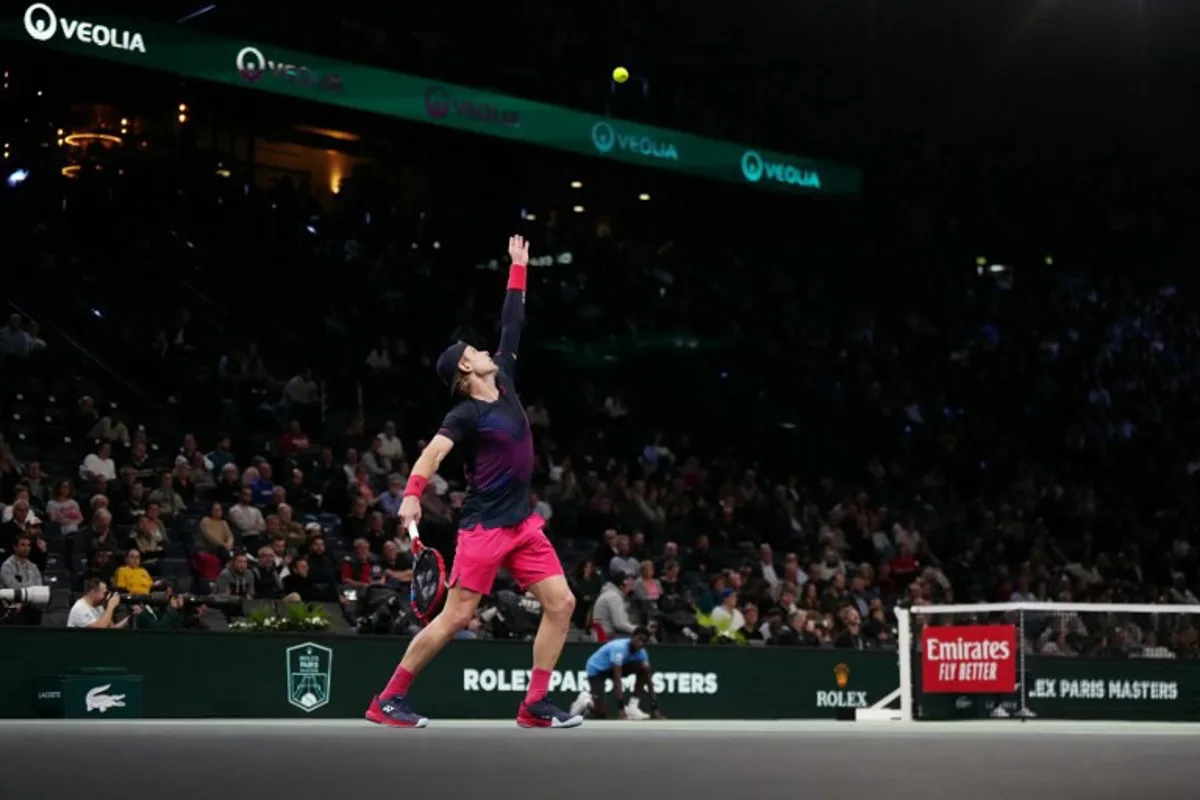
1,719,1198,736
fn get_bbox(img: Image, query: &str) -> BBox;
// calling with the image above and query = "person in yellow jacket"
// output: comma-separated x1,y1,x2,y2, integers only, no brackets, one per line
112,548,153,595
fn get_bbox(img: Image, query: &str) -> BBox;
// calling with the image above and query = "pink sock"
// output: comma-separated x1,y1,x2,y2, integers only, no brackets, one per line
382,665,415,699
525,668,552,706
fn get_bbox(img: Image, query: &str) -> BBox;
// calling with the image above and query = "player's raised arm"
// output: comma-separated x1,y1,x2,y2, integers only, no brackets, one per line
496,234,529,368
398,434,456,529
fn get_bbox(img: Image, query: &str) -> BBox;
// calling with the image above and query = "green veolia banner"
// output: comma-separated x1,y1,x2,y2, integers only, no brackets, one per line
0,628,895,719
1,3,861,196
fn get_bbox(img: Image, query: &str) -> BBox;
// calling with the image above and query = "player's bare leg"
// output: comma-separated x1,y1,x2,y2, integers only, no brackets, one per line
527,575,574,671
400,586,481,673
516,574,583,728
366,587,481,728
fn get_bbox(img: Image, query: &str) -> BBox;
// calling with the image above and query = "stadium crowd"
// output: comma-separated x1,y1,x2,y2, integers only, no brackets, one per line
1,148,1198,663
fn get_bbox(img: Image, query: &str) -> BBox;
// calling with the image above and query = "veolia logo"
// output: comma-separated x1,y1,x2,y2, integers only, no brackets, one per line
236,45,341,91
741,150,821,190
591,122,617,154
23,3,146,53
425,86,452,120
591,121,679,161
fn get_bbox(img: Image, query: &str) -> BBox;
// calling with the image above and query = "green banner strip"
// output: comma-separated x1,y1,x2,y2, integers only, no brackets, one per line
3,628,893,719
3,3,860,195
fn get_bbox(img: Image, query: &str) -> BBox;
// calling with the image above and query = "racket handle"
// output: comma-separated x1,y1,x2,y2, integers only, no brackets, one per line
407,521,423,552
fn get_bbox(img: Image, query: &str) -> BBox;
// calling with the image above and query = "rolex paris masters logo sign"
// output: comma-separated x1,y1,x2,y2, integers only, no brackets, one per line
286,642,333,713
23,3,146,53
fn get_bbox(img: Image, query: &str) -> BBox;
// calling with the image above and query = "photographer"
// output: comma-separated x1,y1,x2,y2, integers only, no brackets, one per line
67,578,129,629
1,535,45,625
131,590,192,630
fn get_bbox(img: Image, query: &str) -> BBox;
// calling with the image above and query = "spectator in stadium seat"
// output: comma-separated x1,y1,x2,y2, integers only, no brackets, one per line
609,534,640,577
39,483,80,540
191,452,215,492
124,442,154,487
112,548,153,595
375,421,404,461
116,482,147,527
379,473,404,519
379,540,413,588
263,486,287,518
0,535,44,625
20,462,49,509
282,367,320,425
365,338,392,374
352,465,377,505
79,441,117,484
343,496,369,542
214,552,254,598
634,560,662,603
251,463,276,507
201,502,235,559
340,537,379,588
215,464,241,505
738,603,765,642
173,462,197,508
687,534,715,574
132,514,166,571
282,555,335,602
278,420,311,457
2,490,39,525
70,397,129,445
150,471,185,521
229,487,265,544
252,545,287,599
285,468,316,513
593,571,638,640
365,511,388,555
709,588,745,634
277,504,306,549
362,438,392,485
206,435,236,474
304,534,339,589
73,508,118,558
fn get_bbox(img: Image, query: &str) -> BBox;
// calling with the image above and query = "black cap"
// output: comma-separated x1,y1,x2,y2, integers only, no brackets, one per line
435,341,469,394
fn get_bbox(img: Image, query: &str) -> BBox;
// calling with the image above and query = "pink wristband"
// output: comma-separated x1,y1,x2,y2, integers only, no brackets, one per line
507,263,528,292
404,475,428,498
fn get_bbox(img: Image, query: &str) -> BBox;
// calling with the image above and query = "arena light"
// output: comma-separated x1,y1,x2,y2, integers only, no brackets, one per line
570,180,583,189
573,205,585,213
61,165,81,178
638,193,651,201
63,133,123,146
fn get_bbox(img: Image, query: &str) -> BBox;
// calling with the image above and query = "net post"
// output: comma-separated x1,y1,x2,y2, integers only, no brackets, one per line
1017,605,1028,718
896,606,914,721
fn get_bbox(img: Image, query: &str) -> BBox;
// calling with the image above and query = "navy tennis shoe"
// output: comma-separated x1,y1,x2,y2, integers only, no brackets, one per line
517,698,584,728
366,695,429,728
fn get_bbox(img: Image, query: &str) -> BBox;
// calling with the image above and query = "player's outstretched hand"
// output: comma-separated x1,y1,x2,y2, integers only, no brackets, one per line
508,234,530,265
399,495,423,531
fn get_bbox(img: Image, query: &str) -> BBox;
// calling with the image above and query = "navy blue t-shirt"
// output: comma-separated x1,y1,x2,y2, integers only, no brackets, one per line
436,289,533,530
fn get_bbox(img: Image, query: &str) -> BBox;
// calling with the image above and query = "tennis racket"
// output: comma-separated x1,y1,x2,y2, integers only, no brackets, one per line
407,521,448,626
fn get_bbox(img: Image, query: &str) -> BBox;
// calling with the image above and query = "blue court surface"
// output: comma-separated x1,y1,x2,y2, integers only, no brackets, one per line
1,719,1194,799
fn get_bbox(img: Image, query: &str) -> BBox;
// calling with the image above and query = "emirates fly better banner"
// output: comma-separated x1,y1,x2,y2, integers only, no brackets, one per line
921,624,1018,694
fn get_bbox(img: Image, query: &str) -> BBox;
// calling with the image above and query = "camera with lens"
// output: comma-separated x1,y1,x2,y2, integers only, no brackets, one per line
0,586,51,606
118,591,245,617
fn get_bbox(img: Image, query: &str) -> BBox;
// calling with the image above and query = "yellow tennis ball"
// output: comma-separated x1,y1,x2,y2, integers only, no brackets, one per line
612,66,629,84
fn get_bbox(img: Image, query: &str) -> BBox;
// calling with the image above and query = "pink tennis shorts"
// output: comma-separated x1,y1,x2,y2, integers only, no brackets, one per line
449,513,563,594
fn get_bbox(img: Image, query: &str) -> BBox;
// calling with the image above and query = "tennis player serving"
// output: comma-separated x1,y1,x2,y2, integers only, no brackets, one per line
366,234,582,729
